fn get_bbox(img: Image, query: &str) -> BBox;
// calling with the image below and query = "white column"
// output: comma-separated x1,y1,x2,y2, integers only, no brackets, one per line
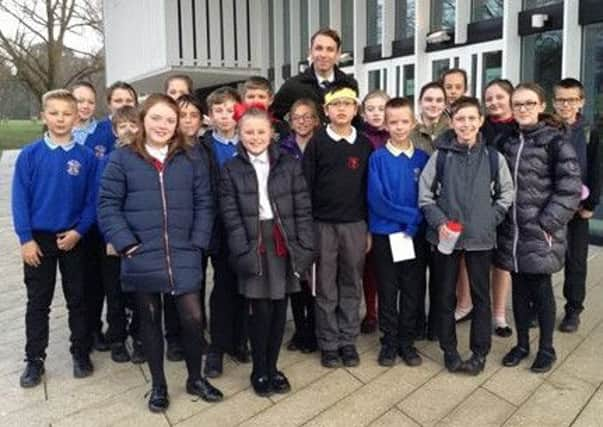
414,0,430,110
290,0,301,72
235,0,249,67
308,0,320,36
562,0,581,79
330,0,342,34
222,0,235,68
165,0,180,66
502,0,522,85
178,0,194,66
194,0,209,67
207,0,222,66
382,0,396,58
455,0,471,45
250,0,270,73
273,0,284,87
353,0,367,96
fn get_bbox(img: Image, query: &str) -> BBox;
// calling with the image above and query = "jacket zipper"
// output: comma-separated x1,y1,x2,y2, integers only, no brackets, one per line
158,170,176,292
512,134,525,272
254,174,263,277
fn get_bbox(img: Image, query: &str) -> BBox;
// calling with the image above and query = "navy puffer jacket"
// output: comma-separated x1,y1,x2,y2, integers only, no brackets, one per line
219,143,315,279
98,146,214,295
496,122,581,274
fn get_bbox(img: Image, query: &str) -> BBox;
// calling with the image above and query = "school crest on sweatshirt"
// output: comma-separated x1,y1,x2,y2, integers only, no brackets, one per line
94,144,107,158
66,159,82,176
346,156,360,170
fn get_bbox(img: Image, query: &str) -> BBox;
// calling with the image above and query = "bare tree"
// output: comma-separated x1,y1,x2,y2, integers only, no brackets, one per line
0,0,104,102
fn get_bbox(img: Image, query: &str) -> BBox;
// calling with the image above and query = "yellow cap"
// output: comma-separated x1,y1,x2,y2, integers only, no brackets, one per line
324,87,359,106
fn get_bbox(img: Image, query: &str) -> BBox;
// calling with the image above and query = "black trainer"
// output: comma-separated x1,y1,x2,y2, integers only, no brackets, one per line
130,340,146,364
502,346,530,367
321,350,341,368
460,353,486,376
148,385,169,412
339,345,360,367
204,351,223,378
399,346,423,367
20,359,44,388
559,312,580,333
530,349,556,373
186,378,223,402
378,344,398,367
110,342,131,363
444,352,463,373
73,353,94,378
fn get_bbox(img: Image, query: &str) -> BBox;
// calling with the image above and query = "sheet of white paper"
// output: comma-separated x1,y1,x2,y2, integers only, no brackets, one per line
389,232,415,262
311,262,317,297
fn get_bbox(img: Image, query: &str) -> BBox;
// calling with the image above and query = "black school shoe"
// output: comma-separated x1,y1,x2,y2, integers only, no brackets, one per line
502,346,530,367
148,385,169,412
460,353,486,376
231,343,251,364
166,342,185,362
378,344,398,367
251,374,273,397
204,352,223,378
321,350,342,368
92,331,110,352
399,346,423,367
110,342,131,363
494,325,513,338
559,312,580,333
270,371,291,394
20,359,44,388
530,349,557,373
186,378,224,402
130,340,146,364
73,353,94,378
339,345,360,367
444,352,463,373
301,335,318,354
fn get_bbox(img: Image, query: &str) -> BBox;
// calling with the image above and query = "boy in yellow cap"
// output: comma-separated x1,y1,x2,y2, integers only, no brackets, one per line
302,83,373,368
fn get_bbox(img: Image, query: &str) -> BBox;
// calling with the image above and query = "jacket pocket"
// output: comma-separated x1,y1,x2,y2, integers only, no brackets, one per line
234,248,260,277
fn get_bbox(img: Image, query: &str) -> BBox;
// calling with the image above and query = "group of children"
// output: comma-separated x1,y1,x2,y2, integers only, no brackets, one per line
12,53,600,413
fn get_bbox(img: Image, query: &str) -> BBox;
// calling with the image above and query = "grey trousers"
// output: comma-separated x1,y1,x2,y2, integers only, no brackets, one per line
315,221,367,351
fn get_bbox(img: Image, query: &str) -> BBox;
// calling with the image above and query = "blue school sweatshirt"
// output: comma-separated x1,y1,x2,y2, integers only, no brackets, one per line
210,131,238,168
367,145,429,237
12,138,98,244
83,117,117,159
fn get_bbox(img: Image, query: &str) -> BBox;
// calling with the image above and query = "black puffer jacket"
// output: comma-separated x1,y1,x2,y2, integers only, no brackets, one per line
219,143,315,279
496,122,582,274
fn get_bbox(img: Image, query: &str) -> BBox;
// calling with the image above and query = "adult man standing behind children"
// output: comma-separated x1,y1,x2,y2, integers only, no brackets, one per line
303,84,372,368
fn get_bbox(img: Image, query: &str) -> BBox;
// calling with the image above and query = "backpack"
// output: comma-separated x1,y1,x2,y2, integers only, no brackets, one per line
432,147,500,198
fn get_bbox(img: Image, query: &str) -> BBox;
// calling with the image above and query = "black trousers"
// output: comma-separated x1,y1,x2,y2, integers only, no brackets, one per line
434,249,492,357
101,254,128,344
83,229,105,336
372,234,425,347
415,247,438,336
563,215,589,314
24,232,90,359
512,272,555,352
208,246,248,354
290,281,315,346
136,291,205,387
248,298,288,378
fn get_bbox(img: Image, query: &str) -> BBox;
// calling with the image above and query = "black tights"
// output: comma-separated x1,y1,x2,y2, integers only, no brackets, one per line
136,292,204,387
249,298,288,378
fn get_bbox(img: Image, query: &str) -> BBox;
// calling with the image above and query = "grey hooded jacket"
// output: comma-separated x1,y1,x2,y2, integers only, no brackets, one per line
418,130,514,251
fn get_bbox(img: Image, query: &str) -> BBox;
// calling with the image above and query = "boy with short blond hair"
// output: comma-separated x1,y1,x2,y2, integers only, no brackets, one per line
12,89,98,387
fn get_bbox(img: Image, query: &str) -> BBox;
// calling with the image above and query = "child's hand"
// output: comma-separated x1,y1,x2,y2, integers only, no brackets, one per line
106,243,118,256
578,208,594,219
365,233,372,254
56,230,81,251
22,241,43,267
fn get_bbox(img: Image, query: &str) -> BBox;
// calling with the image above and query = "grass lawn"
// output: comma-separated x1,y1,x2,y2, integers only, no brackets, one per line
0,119,43,151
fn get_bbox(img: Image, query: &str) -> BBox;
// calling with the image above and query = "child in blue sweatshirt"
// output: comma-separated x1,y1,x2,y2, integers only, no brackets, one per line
12,89,97,388
368,97,429,367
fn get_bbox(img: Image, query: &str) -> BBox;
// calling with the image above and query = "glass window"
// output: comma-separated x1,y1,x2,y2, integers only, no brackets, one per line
430,0,455,31
395,0,415,39
300,0,308,60
482,51,502,86
396,66,401,96
521,30,562,102
283,0,290,64
319,0,329,28
341,0,354,57
367,0,384,46
268,0,274,66
582,23,603,125
472,0,503,22
471,54,478,96
432,58,450,81
404,64,415,105
382,68,388,91
368,70,381,92
523,0,561,9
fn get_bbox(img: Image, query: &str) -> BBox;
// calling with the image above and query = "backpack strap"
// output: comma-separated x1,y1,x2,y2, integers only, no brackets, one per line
433,150,448,195
487,147,500,198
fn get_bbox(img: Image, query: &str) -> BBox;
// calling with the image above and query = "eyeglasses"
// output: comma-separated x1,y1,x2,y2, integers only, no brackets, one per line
553,97,582,106
511,101,540,112
291,113,316,122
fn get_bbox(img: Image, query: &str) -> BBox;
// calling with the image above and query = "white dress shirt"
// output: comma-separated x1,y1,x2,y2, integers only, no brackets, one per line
145,144,168,163
249,150,274,220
